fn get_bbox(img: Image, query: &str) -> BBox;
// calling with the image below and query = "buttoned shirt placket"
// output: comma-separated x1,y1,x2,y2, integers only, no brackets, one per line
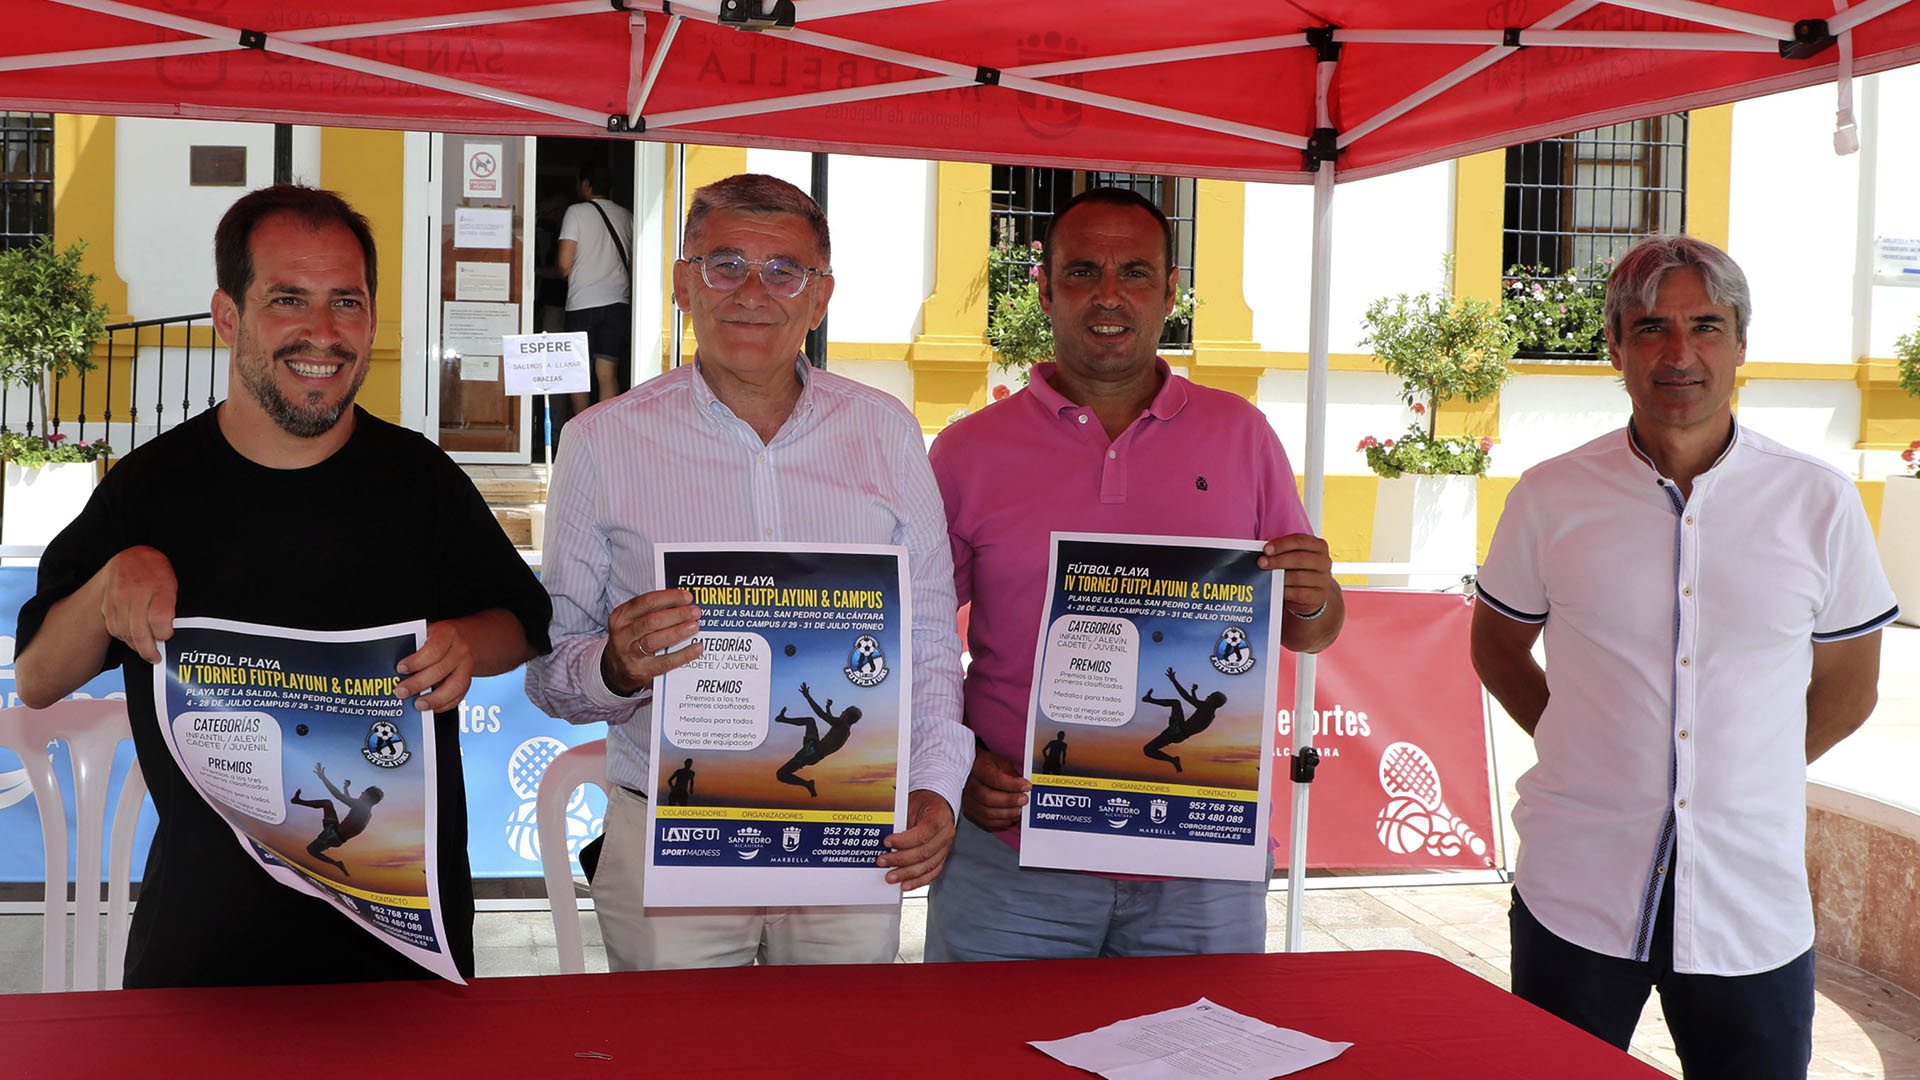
1626,427,1734,963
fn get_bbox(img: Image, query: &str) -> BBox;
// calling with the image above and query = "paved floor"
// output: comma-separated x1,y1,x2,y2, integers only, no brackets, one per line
5,628,1918,1078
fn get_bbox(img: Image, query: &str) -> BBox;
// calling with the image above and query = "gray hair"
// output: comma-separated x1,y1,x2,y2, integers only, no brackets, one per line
683,173,831,266
1605,235,1751,343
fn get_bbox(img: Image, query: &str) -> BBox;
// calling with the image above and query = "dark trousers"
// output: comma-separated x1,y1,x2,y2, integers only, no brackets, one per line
1510,880,1814,1080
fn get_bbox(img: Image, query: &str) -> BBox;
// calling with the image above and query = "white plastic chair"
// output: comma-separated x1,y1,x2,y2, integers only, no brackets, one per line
536,738,606,975
0,698,147,992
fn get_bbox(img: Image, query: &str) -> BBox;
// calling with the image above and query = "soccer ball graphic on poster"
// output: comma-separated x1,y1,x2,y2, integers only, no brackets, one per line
361,720,411,767
843,634,889,687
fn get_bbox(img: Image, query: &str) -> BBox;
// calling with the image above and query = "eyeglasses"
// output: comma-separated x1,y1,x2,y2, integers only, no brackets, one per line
684,254,831,299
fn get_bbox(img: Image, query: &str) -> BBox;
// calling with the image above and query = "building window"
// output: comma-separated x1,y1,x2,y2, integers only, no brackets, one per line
1,113,54,251
1502,114,1686,360
989,166,1196,349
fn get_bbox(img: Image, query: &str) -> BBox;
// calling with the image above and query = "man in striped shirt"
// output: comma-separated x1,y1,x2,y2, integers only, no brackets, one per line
526,173,970,970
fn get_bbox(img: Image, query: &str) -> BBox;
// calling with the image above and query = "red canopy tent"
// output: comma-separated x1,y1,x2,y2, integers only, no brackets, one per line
4,0,1917,182
7,0,1917,943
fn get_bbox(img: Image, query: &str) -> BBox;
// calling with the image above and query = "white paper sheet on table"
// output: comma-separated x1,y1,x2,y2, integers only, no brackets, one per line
1030,998,1350,1080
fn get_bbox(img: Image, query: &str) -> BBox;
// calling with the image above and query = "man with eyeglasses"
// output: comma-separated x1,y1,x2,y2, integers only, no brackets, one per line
526,173,970,970
925,187,1344,960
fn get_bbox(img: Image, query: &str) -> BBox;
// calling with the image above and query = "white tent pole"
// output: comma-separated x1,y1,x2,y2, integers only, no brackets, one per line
1336,29,1773,50
1342,0,1601,149
1285,45,1339,955
1830,0,1912,35
0,39,226,74
1604,0,1794,39
52,0,610,127
1007,34,1308,78
632,13,683,123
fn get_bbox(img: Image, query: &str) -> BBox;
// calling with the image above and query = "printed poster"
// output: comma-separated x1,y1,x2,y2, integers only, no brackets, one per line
644,544,910,907
1021,533,1281,881
155,617,463,984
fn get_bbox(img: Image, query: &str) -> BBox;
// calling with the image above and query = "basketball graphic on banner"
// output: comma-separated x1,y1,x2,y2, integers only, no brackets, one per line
1376,797,1434,855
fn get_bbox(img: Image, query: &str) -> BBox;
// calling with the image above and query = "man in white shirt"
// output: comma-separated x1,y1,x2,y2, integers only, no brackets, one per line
1473,235,1898,1080
557,161,633,406
526,173,970,970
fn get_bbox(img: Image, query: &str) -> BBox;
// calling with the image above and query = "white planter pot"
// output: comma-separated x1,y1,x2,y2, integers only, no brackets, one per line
1878,475,1920,628
1369,474,1478,590
2,460,100,553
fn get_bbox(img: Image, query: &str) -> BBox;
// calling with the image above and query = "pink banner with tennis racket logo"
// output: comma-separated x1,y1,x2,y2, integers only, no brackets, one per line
1270,591,1498,870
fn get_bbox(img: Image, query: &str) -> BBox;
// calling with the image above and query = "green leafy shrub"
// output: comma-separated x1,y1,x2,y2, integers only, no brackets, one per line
0,430,111,469
0,237,109,460
1357,260,1516,477
1503,263,1609,357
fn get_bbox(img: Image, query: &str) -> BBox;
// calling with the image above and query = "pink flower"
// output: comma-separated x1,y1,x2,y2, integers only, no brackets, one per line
1411,402,1426,415
1479,437,1493,452
1028,265,1041,279
1382,439,1395,449
1031,240,1043,251
1905,449,1916,463
992,385,1010,402
1356,436,1378,450
77,440,88,447
46,433,65,443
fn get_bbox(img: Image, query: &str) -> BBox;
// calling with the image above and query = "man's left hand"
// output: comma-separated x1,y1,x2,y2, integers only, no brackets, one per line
879,789,955,890
395,620,476,713
1260,533,1335,614
1260,532,1344,653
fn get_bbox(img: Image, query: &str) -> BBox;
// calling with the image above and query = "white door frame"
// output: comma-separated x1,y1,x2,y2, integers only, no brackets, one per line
401,131,535,463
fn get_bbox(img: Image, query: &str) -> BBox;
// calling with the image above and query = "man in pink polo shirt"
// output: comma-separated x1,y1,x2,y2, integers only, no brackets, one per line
926,188,1345,959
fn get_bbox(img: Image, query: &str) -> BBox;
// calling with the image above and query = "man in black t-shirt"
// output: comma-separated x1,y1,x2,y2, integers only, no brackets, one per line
14,185,551,988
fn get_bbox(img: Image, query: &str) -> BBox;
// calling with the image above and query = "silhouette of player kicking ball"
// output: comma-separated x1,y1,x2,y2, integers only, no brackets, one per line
666,758,697,806
1140,667,1228,774
773,681,860,797
290,763,383,878
1040,731,1069,774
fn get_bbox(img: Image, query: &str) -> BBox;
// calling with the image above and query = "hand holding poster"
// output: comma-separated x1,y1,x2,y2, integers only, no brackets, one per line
1021,533,1281,881
156,618,463,984
644,544,911,907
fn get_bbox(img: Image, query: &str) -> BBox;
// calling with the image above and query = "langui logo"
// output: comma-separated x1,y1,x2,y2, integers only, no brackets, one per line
782,826,801,852
1100,796,1139,830
361,720,412,768
664,826,721,843
731,826,773,860
1037,791,1091,809
843,634,889,688
1209,626,1256,675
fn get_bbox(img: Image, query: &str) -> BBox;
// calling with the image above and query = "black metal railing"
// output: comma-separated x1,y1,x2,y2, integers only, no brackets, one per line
1,311,220,458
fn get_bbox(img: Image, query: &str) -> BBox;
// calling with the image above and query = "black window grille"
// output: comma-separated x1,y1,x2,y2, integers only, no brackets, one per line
1,112,54,251
989,166,1196,349
1502,114,1687,360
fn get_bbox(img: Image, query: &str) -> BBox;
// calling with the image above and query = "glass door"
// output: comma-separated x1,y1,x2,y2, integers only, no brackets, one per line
434,134,531,460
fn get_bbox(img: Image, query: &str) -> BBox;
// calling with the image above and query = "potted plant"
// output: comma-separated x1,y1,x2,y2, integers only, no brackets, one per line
0,237,111,548
1877,323,1920,626
985,240,1196,387
1357,259,1516,587
1502,262,1609,362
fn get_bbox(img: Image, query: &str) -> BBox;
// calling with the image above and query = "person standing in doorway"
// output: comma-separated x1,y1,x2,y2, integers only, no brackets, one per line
558,160,633,410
